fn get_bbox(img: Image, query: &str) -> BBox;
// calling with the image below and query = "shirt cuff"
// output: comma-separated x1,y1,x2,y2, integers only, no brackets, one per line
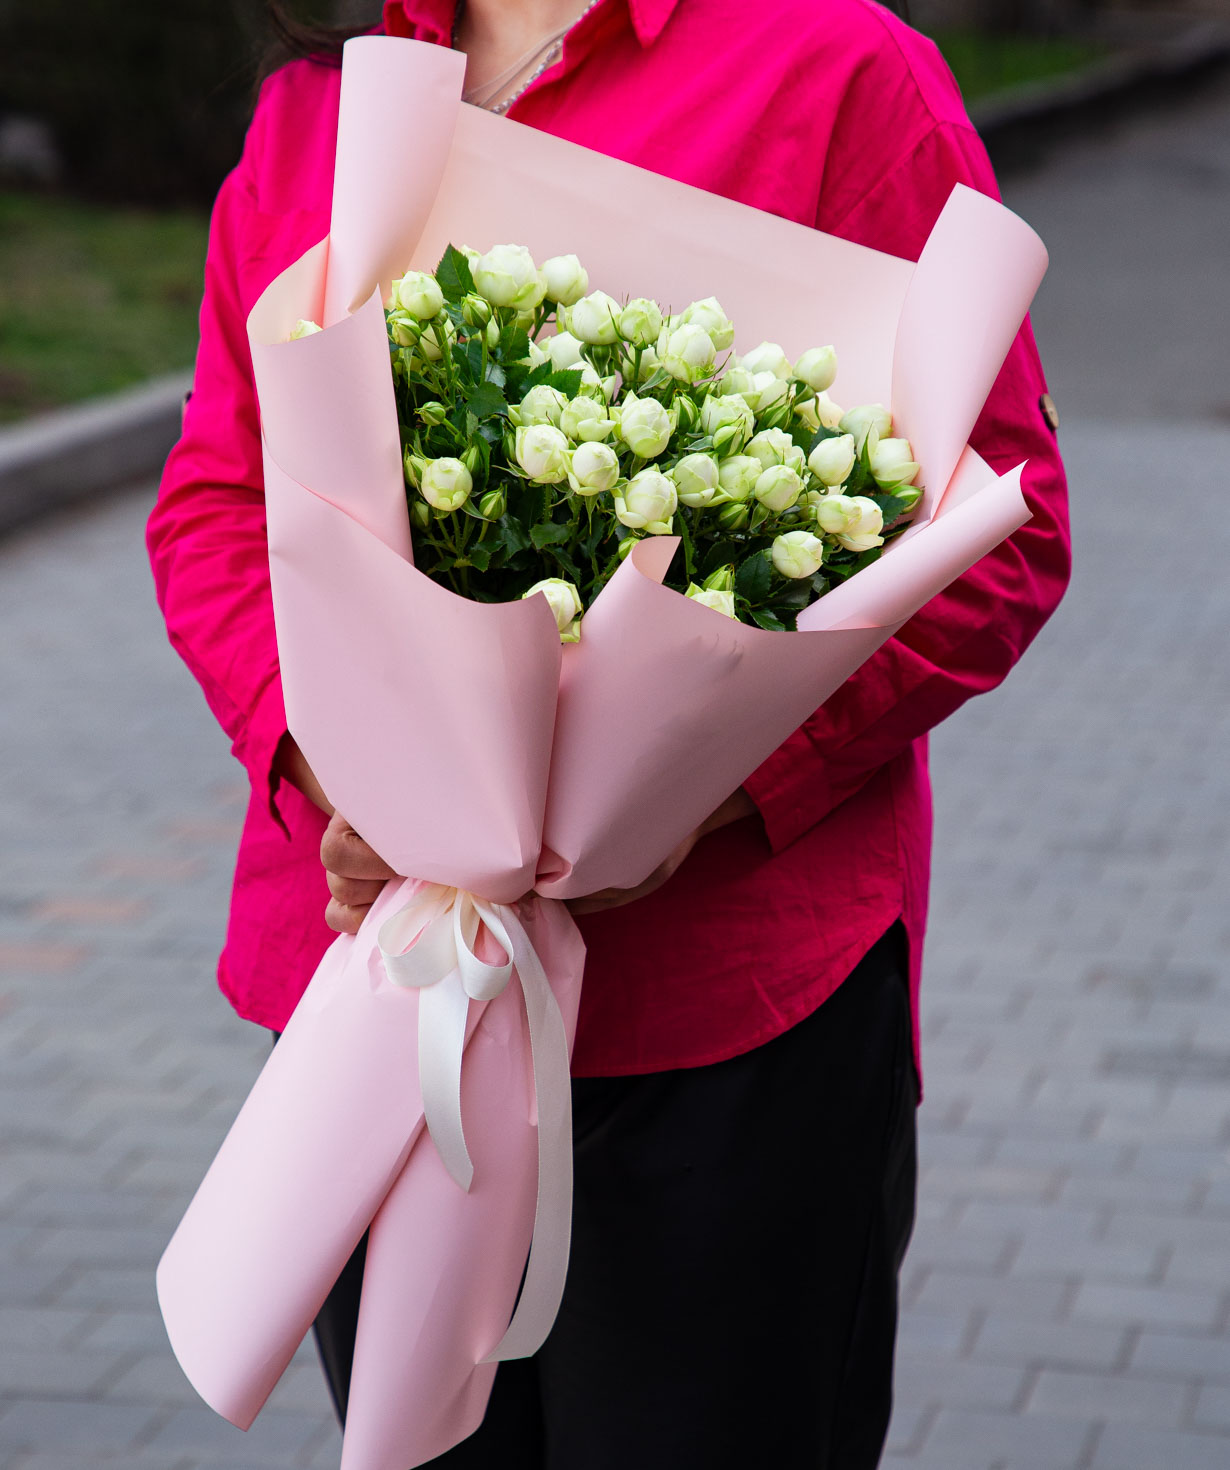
229,670,292,837
742,730,833,855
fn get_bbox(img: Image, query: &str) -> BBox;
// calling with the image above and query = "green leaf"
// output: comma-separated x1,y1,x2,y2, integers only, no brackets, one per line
749,606,787,632
499,323,530,361
735,550,773,604
806,424,844,456
466,543,494,572
870,492,913,526
544,369,584,396
698,538,745,581
496,517,533,555
435,245,474,303
530,519,573,550
466,381,509,420
485,361,507,390
852,546,883,573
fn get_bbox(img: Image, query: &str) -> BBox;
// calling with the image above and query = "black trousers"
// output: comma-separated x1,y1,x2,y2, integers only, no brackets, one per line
307,922,917,1469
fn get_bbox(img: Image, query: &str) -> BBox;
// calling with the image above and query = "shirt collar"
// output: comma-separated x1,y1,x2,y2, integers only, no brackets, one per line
382,0,680,49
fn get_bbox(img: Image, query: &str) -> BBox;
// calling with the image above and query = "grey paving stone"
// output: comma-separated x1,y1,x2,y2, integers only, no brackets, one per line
970,1314,1130,1373
1026,1366,1189,1425
917,1406,1094,1468
140,1406,328,1462
1071,1282,1223,1333
1131,1330,1230,1383
0,1398,162,1453
1091,1423,1230,1470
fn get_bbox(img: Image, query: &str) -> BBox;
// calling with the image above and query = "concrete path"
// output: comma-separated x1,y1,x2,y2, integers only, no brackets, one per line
1,68,1229,1470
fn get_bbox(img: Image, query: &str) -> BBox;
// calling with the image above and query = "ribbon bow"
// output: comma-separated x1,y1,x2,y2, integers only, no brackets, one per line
378,883,573,1361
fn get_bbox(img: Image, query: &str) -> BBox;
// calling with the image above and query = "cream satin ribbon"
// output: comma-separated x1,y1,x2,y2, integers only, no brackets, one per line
378,883,573,1361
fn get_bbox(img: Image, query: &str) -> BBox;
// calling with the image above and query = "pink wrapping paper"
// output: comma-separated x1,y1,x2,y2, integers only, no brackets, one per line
158,35,1049,1470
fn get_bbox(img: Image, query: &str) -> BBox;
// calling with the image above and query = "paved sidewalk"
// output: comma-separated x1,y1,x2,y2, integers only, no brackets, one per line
1,413,1228,1468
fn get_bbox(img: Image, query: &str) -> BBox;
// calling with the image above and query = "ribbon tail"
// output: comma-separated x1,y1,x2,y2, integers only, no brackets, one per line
482,905,574,1362
418,972,475,1193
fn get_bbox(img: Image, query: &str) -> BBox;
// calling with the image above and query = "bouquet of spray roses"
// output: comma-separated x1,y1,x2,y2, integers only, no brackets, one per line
297,239,926,637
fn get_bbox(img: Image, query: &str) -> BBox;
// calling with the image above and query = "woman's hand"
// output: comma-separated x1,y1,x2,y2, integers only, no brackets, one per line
566,787,758,917
320,810,398,935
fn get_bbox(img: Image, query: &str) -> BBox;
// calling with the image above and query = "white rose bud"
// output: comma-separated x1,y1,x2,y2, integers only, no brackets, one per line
614,468,677,533
748,371,791,412
517,384,569,427
660,322,717,383
700,393,754,455
680,296,735,352
796,390,845,432
515,424,570,483
540,254,589,306
814,494,885,552
287,318,322,340
868,436,921,489
419,457,473,512
567,441,621,496
685,583,737,619
739,341,792,380
523,577,584,642
634,345,661,383
416,317,456,362
753,464,804,512
717,454,762,503
473,243,543,310
840,402,893,451
771,530,826,579
808,433,857,487
560,395,615,443
527,340,550,368
793,346,838,393
544,331,585,369
747,428,798,471
617,297,664,347
719,367,757,398
565,290,621,345
618,394,673,459
390,270,444,320
670,452,721,507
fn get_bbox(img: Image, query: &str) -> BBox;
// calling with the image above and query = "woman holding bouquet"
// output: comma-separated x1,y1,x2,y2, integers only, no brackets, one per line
148,0,1069,1464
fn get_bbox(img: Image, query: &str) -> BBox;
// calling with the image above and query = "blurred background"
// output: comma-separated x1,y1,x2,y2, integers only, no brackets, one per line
1,2,1229,1467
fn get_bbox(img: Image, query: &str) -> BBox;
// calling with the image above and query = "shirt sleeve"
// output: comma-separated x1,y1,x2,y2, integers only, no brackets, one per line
742,119,1072,852
145,100,293,830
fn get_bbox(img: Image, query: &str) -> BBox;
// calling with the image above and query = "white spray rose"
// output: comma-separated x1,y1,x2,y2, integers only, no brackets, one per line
567,441,621,497
386,312,419,348
543,331,585,370
699,393,755,455
868,436,920,489
717,454,763,503
747,428,801,472
685,584,737,619
814,494,885,552
793,346,838,393
517,385,569,427
771,530,826,579
739,341,792,380
523,578,583,643
808,433,857,487
796,391,845,432
514,424,570,483
614,468,677,533
287,318,322,340
566,290,621,345
659,322,717,383
670,452,721,508
560,396,615,443
618,394,673,459
753,464,804,512
719,367,757,398
540,254,589,306
617,298,664,348
419,457,473,512
390,270,444,320
840,402,893,451
680,296,735,352
473,244,543,311
527,340,550,369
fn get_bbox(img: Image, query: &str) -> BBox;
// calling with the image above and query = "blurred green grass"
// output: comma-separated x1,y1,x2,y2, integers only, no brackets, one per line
932,29,1108,104
0,191,207,423
0,28,1107,425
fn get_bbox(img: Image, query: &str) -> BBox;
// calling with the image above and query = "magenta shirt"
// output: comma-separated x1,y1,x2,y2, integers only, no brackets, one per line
147,0,1070,1080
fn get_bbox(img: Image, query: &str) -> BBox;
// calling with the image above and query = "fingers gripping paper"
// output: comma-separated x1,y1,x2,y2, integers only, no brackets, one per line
157,35,1048,1470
